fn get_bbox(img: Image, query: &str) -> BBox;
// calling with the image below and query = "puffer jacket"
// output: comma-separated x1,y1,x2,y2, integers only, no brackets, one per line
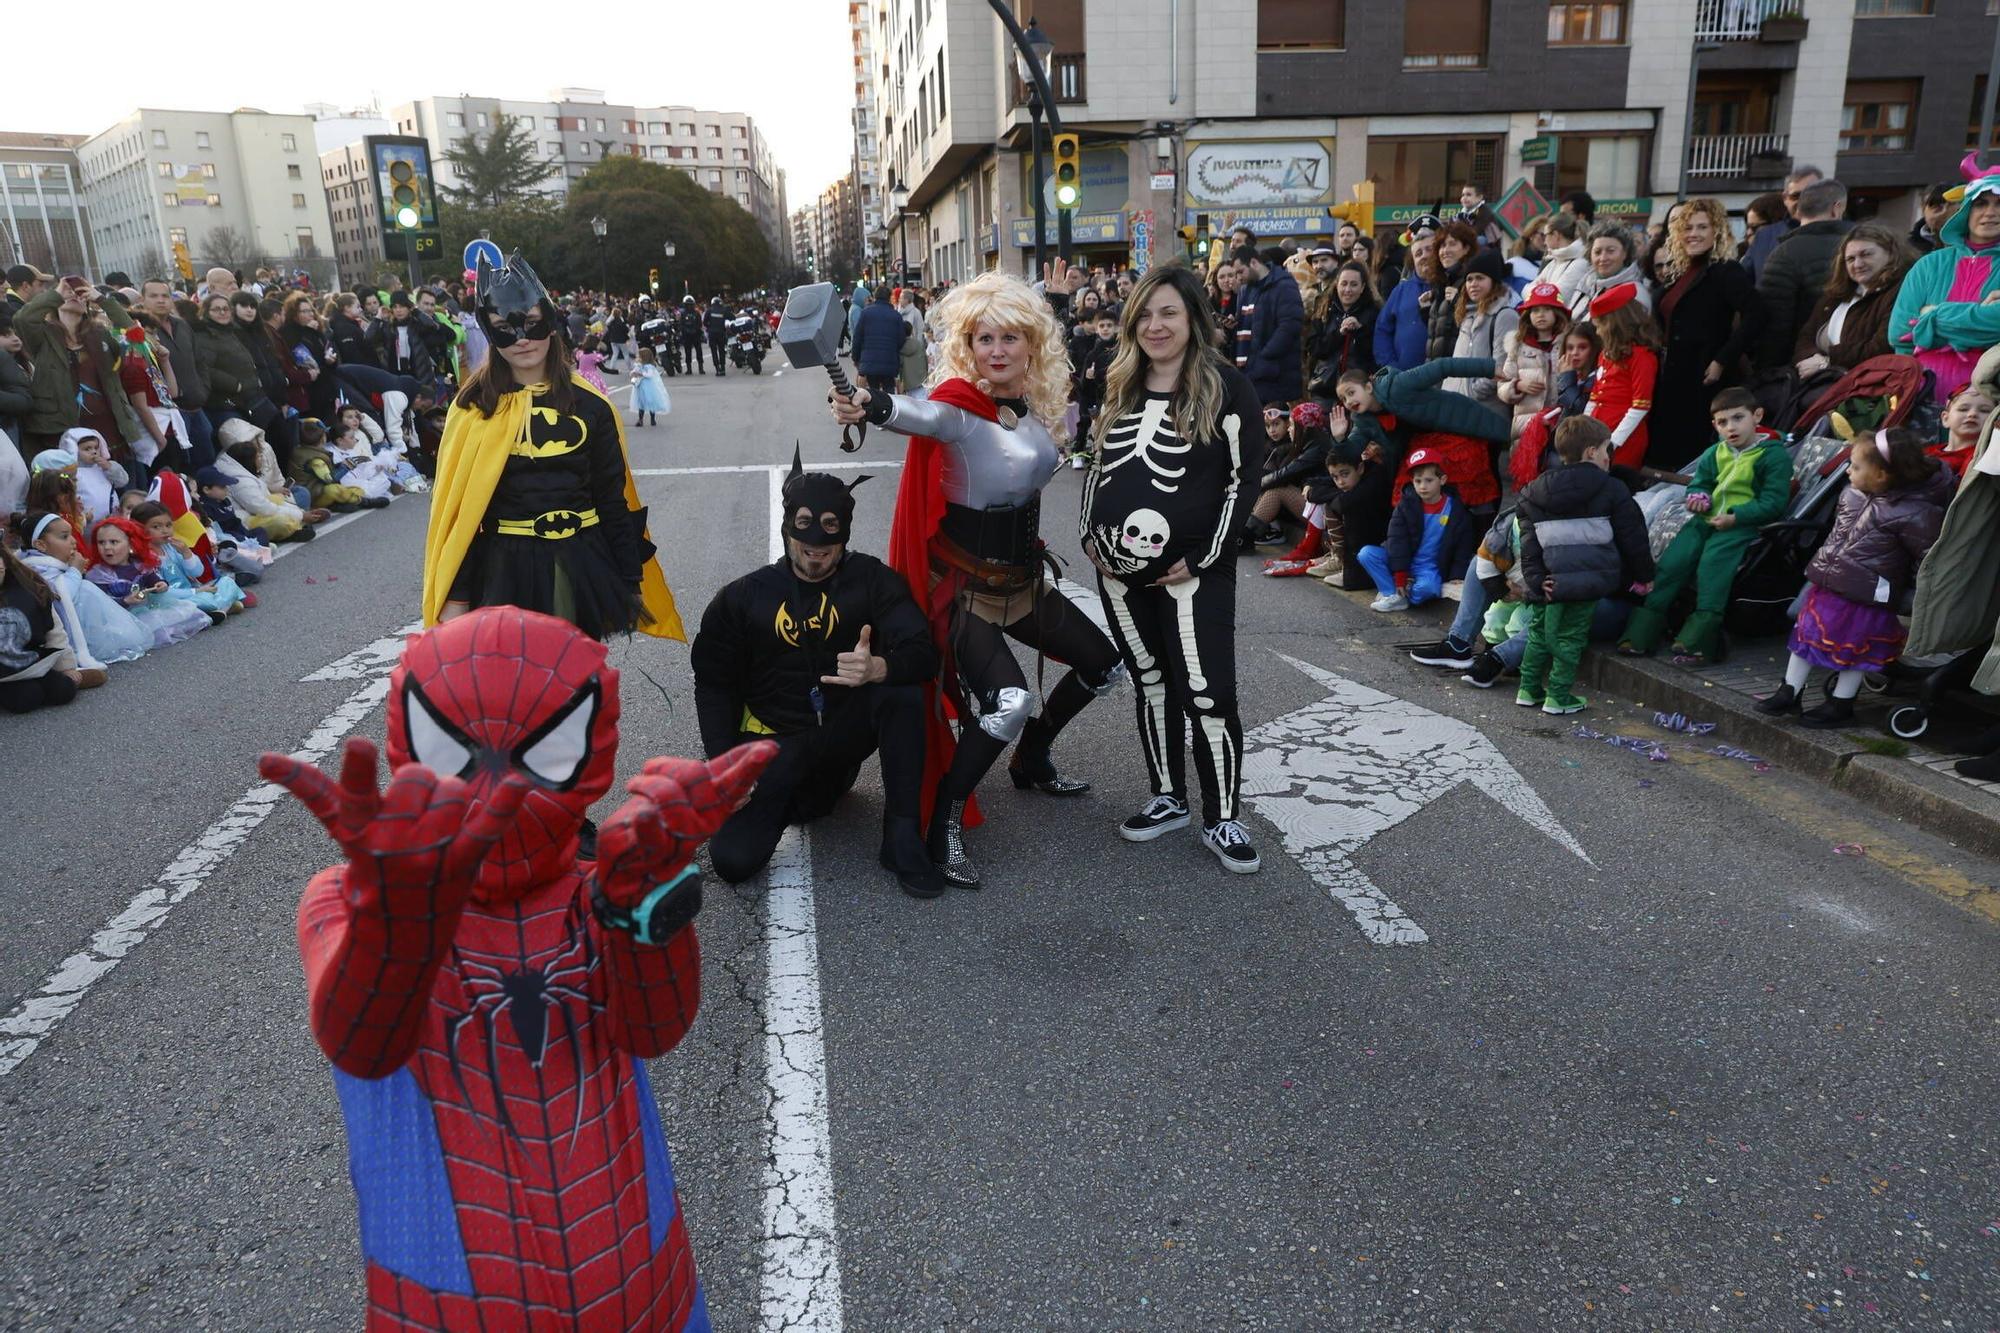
213,418,305,535
1497,330,1561,424
1370,357,1513,445
1382,481,1479,580
1805,461,1953,607
1473,507,1529,603
1537,240,1591,306
1444,296,1519,417
0,348,33,446
1373,275,1430,372
1516,461,1654,604
1424,261,1464,362
193,317,259,414
1263,427,1332,488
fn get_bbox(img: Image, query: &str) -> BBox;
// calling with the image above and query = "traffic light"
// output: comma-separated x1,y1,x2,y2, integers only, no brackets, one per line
1328,180,1377,235
649,267,660,291
1051,133,1081,211
387,157,421,231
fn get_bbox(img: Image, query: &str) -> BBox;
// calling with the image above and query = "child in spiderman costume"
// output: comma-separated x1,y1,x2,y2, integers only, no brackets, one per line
262,605,773,1332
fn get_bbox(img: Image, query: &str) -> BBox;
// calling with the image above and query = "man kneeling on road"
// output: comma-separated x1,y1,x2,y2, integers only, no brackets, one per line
692,449,945,897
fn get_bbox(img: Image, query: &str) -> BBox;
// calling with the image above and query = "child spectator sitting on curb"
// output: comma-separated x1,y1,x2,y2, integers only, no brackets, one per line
1515,416,1655,715
1316,440,1395,589
1333,358,1512,511
1619,387,1793,662
1355,447,1477,612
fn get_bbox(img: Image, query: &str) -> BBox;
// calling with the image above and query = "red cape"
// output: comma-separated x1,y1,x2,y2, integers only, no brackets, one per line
887,377,999,829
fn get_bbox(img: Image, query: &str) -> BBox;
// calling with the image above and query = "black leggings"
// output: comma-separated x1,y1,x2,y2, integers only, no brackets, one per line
941,581,1121,801
1097,567,1243,824
0,671,79,714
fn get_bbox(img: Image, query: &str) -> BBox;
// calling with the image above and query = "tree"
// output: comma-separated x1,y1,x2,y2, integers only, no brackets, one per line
551,157,774,298
438,196,566,281
441,118,558,211
202,225,255,274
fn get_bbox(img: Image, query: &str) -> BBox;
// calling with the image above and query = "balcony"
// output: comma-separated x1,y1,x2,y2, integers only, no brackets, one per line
1010,53,1087,108
1686,131,1791,181
1694,0,1806,41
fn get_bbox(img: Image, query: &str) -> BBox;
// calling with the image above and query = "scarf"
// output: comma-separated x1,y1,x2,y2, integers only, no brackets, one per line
421,379,683,639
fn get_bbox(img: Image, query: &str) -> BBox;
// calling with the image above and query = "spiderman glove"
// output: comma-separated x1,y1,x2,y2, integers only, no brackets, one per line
590,743,776,946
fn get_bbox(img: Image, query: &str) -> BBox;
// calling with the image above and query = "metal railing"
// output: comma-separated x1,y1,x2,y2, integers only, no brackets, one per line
1686,131,1790,177
1694,0,1804,40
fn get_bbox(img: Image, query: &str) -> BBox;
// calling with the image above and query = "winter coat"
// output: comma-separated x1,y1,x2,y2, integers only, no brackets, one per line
1793,283,1898,372
329,311,380,369
1382,482,1479,581
193,317,260,414
1907,344,2000,691
1373,275,1430,372
1424,262,1464,362
367,313,440,383
235,321,291,418
1652,258,1766,470
282,322,338,418
1497,331,1561,423
1891,181,2000,375
853,301,905,379
1444,296,1519,419
1244,264,1305,403
212,419,305,527
1306,295,1378,390
899,315,929,391
1537,240,1592,307
155,312,207,410
1516,462,1654,605
1370,357,1513,445
0,349,33,445
1566,259,1653,324
12,288,147,445
1742,217,1794,284
1263,428,1331,488
1473,507,1529,602
1756,218,1855,368
1805,462,1952,607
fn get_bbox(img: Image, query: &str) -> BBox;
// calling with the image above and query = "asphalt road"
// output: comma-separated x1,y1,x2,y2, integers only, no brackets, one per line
3,362,1997,1332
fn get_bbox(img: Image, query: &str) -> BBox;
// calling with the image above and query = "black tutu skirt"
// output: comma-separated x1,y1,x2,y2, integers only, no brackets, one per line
460,530,646,641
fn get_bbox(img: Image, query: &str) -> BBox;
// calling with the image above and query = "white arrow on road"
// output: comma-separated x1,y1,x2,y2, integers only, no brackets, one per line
1241,653,1591,946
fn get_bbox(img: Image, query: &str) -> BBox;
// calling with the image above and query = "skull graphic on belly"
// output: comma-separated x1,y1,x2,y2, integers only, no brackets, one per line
1118,508,1170,562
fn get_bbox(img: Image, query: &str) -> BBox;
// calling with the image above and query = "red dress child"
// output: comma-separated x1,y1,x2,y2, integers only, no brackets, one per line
1584,282,1658,470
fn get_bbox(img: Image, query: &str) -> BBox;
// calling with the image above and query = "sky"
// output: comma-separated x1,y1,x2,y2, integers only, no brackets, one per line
10,0,856,208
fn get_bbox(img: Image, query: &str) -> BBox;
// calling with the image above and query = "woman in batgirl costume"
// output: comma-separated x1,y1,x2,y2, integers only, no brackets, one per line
830,270,1123,889
422,252,682,642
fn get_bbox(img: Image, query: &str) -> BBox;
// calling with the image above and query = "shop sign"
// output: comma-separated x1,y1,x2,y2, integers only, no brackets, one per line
1181,205,1340,235
1010,212,1127,246
1184,139,1336,208
1130,209,1154,271
1519,135,1556,165
1593,197,1654,221
1149,172,1176,192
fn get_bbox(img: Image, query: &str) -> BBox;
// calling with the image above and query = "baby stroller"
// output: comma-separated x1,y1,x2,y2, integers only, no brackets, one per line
1723,356,1930,638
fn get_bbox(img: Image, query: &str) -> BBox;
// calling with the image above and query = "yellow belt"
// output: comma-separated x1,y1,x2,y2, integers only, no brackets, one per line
494,508,600,539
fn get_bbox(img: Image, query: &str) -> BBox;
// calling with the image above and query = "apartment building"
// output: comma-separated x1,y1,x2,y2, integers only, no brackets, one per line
75,109,335,285
869,0,1991,278
817,174,863,280
852,1,888,271
0,133,94,278
383,91,787,254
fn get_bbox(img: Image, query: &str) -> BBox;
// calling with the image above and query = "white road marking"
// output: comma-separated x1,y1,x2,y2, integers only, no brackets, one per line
755,479,845,1330
1240,652,1591,946
0,650,401,1076
758,827,845,1331
300,621,423,681
635,461,904,477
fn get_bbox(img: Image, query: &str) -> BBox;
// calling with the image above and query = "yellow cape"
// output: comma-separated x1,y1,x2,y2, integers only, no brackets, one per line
419,378,684,640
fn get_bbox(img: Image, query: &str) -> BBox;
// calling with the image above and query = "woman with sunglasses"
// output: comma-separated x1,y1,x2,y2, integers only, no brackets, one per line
421,251,681,645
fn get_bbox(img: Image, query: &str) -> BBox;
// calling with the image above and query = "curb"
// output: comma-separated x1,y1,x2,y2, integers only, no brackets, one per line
1576,646,2000,858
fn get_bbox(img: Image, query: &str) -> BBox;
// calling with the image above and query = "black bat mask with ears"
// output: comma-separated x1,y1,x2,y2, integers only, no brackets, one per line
780,443,869,546
476,251,558,345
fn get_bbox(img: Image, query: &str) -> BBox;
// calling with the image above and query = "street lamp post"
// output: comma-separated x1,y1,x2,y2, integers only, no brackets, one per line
590,214,609,298
890,179,911,287
662,239,676,299
1015,18,1055,278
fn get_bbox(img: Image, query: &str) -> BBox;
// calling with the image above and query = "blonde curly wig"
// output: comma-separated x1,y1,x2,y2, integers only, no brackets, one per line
1658,197,1739,284
925,271,1071,440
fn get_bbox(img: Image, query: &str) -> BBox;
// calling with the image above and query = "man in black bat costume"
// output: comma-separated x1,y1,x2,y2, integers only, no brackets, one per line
691,449,944,896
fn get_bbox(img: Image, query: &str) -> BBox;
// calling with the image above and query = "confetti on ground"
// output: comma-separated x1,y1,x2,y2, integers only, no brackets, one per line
1834,843,1868,857
1653,711,1718,735
1573,725,1672,762
1708,744,1770,771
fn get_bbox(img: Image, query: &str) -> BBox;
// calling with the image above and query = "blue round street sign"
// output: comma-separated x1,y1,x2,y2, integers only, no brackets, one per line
463,239,504,271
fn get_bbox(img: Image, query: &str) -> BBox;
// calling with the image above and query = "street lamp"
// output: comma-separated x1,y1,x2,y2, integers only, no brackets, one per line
890,177,911,284
1015,17,1057,276
590,214,608,296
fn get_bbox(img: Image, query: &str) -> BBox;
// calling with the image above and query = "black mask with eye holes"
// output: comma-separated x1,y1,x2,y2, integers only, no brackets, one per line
780,443,868,547
475,251,558,348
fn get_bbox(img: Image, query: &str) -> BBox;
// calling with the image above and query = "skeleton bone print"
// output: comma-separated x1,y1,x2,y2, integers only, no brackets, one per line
1087,398,1192,577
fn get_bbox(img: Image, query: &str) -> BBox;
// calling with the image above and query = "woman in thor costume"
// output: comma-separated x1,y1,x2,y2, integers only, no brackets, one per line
831,271,1122,888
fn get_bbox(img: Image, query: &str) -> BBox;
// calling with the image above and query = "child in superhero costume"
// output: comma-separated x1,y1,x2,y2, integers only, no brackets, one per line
263,606,774,1331
423,252,682,643
830,271,1124,889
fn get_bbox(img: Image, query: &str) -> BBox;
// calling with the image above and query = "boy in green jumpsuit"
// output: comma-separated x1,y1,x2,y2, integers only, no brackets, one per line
1619,387,1793,660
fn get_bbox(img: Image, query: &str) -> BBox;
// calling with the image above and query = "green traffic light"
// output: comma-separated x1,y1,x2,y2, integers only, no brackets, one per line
1054,182,1081,208
397,206,420,229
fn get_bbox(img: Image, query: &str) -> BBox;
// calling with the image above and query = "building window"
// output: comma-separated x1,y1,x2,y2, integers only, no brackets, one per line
196,131,211,149
206,193,221,207
1841,79,1919,152
151,129,168,148
281,133,297,150
731,126,746,138
1548,0,1623,43
448,112,464,127
1257,0,1345,49
578,142,591,155
156,161,173,177
595,118,606,132
708,170,723,185
680,123,696,135
707,147,722,159
292,193,307,207
1969,77,2000,147
548,142,562,157
169,227,187,246
1855,0,1933,13
734,147,748,160
706,125,720,136
1404,0,1488,68
162,193,180,208
287,164,302,179
545,116,560,129
649,121,666,133
1366,135,1501,202
202,163,217,177
295,227,316,254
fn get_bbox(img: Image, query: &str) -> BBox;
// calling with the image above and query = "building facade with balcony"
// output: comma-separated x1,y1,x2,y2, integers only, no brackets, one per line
0,134,95,279
76,109,336,286
865,0,1984,278
385,92,787,256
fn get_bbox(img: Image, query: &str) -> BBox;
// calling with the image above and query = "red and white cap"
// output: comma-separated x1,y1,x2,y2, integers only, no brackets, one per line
1405,448,1438,470
1519,281,1567,313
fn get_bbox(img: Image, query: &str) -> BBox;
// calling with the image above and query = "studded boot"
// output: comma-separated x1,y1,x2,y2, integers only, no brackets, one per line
1008,717,1090,796
925,784,980,889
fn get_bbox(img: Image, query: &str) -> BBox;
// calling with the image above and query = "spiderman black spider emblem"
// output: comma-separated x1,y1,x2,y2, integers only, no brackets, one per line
262,607,774,1332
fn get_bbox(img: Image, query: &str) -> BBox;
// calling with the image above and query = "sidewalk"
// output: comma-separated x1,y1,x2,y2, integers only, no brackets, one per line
1322,581,2000,858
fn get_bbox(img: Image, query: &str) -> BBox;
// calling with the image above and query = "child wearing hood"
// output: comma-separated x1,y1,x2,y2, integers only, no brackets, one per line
83,514,209,647
38,428,127,526
14,509,143,671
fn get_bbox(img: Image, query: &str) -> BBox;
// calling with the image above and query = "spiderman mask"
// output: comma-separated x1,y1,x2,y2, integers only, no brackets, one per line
385,607,622,901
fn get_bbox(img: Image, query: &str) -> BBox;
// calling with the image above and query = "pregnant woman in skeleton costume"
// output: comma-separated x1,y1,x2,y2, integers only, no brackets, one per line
1081,265,1266,872
830,271,1123,888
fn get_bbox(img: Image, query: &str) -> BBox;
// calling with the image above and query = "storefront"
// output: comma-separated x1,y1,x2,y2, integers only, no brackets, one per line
1179,135,1341,245
1014,142,1135,271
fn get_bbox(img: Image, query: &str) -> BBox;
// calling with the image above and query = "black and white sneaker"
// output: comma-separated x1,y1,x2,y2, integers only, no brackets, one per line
1460,650,1505,688
1201,820,1262,873
1408,638,1476,669
1119,795,1190,842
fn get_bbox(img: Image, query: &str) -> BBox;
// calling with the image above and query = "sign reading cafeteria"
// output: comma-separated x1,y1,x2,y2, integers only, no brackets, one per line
1185,139,1335,208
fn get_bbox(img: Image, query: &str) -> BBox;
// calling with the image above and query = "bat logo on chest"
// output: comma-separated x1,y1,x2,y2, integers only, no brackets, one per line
511,406,589,459
775,593,839,648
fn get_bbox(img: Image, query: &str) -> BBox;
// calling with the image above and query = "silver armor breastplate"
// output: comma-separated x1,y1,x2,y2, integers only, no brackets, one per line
881,393,1059,508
